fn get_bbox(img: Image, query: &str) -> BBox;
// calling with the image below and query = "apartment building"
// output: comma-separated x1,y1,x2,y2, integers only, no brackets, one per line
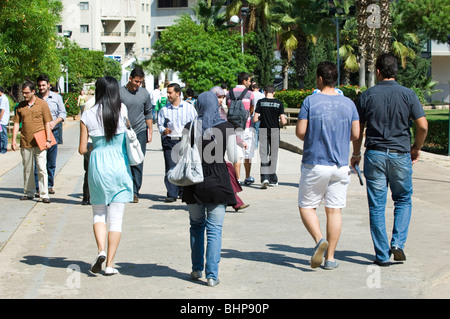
59,0,152,63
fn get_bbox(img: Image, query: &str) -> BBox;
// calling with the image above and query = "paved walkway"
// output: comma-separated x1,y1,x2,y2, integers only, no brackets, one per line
0,118,449,299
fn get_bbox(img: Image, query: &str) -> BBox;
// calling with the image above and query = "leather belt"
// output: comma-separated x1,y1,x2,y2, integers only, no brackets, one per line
367,146,408,154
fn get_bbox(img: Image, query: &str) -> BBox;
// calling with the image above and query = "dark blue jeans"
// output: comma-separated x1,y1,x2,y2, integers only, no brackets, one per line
162,136,183,198
130,129,148,196
35,128,59,190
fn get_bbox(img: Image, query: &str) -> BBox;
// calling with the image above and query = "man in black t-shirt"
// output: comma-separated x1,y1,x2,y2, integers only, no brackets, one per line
253,85,287,189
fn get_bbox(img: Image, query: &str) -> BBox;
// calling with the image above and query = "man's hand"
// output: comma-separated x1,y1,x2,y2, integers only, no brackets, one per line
410,146,421,164
350,153,361,169
11,141,18,151
162,127,171,136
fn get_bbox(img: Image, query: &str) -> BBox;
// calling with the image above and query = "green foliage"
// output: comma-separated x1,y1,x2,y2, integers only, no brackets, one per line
248,19,276,89
61,92,80,118
274,84,365,108
395,0,450,43
151,14,256,93
412,118,449,154
59,38,111,92
0,0,63,87
104,57,122,81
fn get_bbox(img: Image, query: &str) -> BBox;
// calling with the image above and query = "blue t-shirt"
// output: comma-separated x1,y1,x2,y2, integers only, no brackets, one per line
298,93,359,166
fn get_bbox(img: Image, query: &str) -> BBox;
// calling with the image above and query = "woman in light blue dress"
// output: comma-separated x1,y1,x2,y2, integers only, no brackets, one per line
79,76,133,275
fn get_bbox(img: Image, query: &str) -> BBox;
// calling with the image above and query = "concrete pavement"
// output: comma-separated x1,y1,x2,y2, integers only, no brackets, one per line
0,118,450,299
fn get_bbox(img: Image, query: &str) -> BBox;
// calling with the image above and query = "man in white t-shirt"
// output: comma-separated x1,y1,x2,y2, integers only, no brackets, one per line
0,86,10,154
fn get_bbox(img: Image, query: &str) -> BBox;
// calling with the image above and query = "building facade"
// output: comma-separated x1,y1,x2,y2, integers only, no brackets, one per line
59,0,152,64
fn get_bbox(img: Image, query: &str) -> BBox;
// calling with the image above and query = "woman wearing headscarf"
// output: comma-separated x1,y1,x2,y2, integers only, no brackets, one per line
210,86,249,212
182,91,239,287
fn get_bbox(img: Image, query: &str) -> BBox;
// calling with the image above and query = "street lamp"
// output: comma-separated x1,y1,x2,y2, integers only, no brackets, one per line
230,7,249,55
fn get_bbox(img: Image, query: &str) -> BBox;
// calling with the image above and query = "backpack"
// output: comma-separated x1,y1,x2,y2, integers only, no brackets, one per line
227,88,249,130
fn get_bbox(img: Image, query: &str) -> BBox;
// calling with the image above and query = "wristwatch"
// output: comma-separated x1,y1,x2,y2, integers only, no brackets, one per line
47,139,52,143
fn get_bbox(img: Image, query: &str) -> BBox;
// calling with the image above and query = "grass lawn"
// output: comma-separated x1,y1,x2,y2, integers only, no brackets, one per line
424,109,449,120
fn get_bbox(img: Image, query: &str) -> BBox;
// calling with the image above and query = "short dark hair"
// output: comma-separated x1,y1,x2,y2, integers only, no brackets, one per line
22,81,36,92
37,74,50,83
264,85,276,94
130,67,145,78
237,72,251,85
0,86,4,93
376,53,398,79
251,83,260,90
316,61,338,87
167,83,181,94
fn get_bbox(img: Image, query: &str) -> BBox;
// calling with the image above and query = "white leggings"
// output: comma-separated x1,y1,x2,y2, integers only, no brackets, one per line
92,202,125,232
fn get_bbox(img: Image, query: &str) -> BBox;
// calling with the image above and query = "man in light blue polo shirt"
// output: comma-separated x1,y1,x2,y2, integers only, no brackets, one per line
34,74,66,195
296,62,360,270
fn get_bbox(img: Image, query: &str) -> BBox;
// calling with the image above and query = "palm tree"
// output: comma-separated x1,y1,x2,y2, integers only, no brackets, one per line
271,0,332,89
339,18,359,84
192,0,229,31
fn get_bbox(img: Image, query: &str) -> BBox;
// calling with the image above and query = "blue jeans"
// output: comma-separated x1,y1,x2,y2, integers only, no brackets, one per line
364,149,413,263
188,204,226,280
35,128,59,190
0,124,7,153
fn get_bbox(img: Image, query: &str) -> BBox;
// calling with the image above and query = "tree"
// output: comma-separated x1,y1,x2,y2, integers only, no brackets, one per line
271,0,332,89
192,0,229,31
151,14,256,93
0,0,63,90
395,0,450,43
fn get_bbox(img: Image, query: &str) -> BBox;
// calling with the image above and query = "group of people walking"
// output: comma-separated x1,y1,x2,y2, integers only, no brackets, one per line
8,52,427,287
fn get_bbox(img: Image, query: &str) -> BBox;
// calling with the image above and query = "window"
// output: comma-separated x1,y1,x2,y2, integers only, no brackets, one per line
158,0,188,8
79,2,89,10
80,25,89,33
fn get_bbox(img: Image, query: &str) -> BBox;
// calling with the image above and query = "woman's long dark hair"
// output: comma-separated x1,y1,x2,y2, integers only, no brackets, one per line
95,76,121,142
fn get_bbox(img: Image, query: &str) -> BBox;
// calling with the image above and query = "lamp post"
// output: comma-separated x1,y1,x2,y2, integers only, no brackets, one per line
230,7,249,55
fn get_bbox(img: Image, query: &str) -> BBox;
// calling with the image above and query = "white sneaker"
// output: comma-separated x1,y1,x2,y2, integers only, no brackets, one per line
260,180,269,189
105,267,119,275
90,251,106,274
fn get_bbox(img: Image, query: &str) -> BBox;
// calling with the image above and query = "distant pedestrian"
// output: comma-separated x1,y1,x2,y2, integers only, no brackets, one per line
296,62,360,270
351,53,428,266
227,72,256,185
253,85,287,188
12,81,53,203
119,67,153,203
79,76,133,275
251,83,265,146
0,86,10,154
182,91,239,287
158,83,197,202
77,90,88,114
34,74,66,196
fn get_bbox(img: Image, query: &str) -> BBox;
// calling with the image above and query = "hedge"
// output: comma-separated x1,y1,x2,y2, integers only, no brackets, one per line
412,119,449,154
61,92,80,118
274,85,366,108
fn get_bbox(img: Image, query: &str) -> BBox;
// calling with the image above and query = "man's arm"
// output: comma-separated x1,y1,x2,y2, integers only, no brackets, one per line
350,122,365,169
50,95,66,130
11,122,19,151
296,119,308,141
411,116,428,164
146,118,153,143
253,112,259,123
280,114,287,126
